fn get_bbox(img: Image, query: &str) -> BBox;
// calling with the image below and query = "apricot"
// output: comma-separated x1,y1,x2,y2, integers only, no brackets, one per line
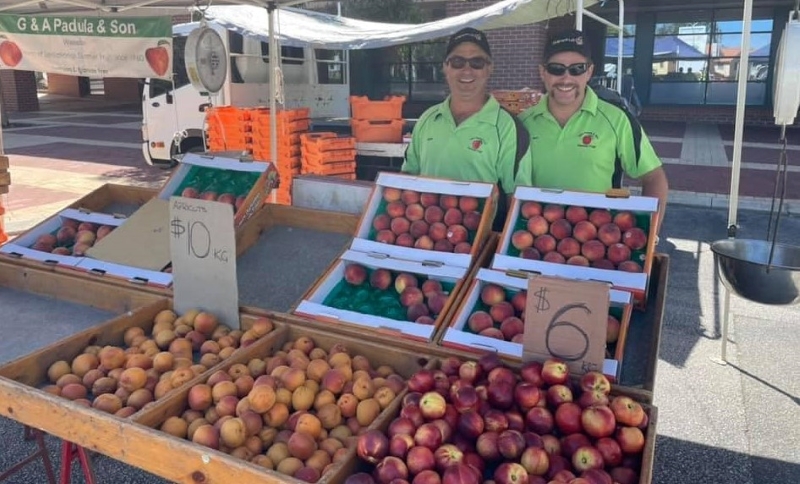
61,383,87,401
374,386,397,409
170,367,195,389
192,424,220,449
356,398,381,426
292,386,316,411
93,394,123,414
47,361,72,384
127,388,154,410
194,312,219,337
264,402,290,428
71,353,99,378
220,417,247,448
119,367,147,392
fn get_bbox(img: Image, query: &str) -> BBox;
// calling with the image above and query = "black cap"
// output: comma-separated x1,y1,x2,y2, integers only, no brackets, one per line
445,28,492,58
544,29,592,62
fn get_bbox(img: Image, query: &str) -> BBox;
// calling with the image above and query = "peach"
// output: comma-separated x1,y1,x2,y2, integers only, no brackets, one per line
199,191,218,201
344,264,368,285
454,242,472,254
511,291,527,314
427,293,448,315
607,243,632,265
370,269,393,290
429,222,447,241
395,273,418,293
401,190,420,205
589,209,613,228
420,193,439,208
500,317,524,340
400,287,425,307
440,195,459,209
217,193,236,207
623,228,648,250
490,302,515,323
581,240,607,262
181,187,199,198
543,204,565,222
375,230,396,244
406,203,425,222
617,260,643,273
444,208,463,226
32,241,54,252
511,230,534,250
391,217,411,235
52,247,71,255
607,316,621,344
520,248,541,260
396,233,415,247
573,220,598,243
556,237,581,258
592,259,616,270
96,225,114,240
421,279,443,298
407,303,430,322
56,226,76,245
424,206,445,225
567,255,590,266
597,223,622,246
479,328,505,340
533,235,557,254
526,215,550,236
77,222,97,233
520,201,543,219
410,220,430,239
61,219,79,230
549,219,572,240
481,284,506,306
434,240,454,252
463,211,482,231
372,214,391,231
386,201,406,218
613,211,637,231
459,196,479,212
415,236,435,250
416,316,436,325
565,206,588,224
75,230,96,245
446,225,469,245
468,311,494,333
383,188,402,202
543,252,566,264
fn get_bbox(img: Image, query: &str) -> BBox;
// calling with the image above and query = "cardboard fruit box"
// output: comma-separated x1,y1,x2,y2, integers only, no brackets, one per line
158,152,278,228
68,183,157,217
0,208,126,268
352,172,498,269
294,248,468,342
440,267,633,380
494,187,659,305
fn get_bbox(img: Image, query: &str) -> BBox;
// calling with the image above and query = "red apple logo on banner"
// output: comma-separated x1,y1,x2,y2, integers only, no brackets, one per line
146,39,170,77
0,37,22,67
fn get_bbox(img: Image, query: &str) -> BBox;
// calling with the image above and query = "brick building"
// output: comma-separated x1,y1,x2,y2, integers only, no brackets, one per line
1,1,796,126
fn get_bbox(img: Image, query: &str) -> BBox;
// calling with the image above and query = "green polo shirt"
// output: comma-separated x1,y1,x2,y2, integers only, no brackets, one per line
402,96,532,194
519,87,661,193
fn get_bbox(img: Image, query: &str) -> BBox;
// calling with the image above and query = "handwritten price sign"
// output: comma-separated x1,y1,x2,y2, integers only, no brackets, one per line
169,197,239,327
522,275,610,375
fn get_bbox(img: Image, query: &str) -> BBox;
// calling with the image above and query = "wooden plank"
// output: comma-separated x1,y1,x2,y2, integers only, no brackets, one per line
0,171,10,186
0,299,170,386
265,204,360,235
0,260,164,313
639,404,658,484
235,205,274,258
645,254,669,393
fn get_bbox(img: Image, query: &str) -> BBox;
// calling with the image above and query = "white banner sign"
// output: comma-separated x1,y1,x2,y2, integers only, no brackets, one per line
0,15,172,79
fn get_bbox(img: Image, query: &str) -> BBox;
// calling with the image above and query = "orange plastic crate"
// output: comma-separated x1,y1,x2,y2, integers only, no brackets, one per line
303,161,356,175
207,138,250,151
0,204,6,245
330,172,356,181
304,136,356,152
349,95,405,120
350,119,405,143
302,148,356,164
300,132,337,145
251,120,311,137
249,107,310,123
205,106,251,125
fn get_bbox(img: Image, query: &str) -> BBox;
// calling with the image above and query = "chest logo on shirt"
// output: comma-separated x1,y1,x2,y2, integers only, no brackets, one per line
579,132,598,148
469,137,484,152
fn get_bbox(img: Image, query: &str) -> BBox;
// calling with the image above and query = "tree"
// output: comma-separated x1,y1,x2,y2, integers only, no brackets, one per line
342,0,423,23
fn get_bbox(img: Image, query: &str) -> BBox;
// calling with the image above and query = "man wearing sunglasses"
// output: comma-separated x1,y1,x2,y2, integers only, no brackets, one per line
402,28,533,230
519,29,668,232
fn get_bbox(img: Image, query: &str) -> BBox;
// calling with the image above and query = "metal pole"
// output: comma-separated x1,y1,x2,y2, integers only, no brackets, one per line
576,0,584,31
617,1,624,93
726,0,754,234
268,2,278,203
720,288,731,363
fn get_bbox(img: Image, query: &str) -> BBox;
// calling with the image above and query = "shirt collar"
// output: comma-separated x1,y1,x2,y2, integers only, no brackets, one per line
433,95,502,126
523,86,599,120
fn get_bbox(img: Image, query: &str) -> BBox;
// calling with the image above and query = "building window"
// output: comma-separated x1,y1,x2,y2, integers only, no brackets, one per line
649,9,773,105
604,24,636,79
385,41,447,102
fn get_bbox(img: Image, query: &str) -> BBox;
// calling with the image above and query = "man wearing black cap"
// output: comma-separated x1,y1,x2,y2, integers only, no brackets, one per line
520,29,668,230
402,27,532,228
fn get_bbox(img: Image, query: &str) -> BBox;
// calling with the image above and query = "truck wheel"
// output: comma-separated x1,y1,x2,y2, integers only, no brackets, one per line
165,138,205,169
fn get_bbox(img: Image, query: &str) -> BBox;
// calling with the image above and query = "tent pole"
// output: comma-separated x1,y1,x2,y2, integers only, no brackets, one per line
576,0,584,30
268,2,278,204
727,0,753,236
617,1,624,93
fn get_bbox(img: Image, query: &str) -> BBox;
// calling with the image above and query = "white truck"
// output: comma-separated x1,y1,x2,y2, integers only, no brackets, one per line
141,21,350,167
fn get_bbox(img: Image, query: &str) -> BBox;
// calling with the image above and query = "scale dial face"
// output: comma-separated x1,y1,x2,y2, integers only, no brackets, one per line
185,26,228,94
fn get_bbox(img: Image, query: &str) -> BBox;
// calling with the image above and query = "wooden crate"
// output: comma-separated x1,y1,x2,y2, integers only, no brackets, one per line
68,183,157,215
0,299,277,419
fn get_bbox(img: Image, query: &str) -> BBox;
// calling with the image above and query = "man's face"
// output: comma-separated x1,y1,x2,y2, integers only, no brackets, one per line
539,51,594,109
444,42,492,102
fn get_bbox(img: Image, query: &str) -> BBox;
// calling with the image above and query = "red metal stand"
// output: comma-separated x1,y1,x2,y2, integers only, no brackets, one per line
0,426,57,484
59,441,96,484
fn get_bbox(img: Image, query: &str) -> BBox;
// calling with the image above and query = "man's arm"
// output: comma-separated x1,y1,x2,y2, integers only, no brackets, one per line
639,166,668,235
618,120,668,235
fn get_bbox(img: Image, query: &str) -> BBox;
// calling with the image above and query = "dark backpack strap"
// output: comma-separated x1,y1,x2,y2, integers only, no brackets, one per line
494,107,531,231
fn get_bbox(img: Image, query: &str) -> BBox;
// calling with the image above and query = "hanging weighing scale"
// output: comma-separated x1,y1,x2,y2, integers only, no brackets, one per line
710,8,800,362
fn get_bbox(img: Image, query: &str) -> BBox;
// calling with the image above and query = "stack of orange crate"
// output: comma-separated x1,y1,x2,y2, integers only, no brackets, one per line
300,132,357,180
249,107,311,205
349,96,406,143
205,106,252,152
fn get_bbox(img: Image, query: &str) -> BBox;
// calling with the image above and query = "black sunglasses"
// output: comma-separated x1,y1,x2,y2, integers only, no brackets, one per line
446,56,491,70
544,62,590,77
